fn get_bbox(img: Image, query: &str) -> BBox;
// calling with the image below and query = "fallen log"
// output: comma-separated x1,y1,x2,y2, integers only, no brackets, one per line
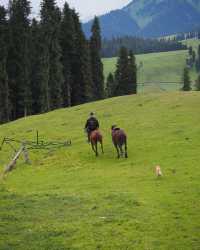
3,146,25,174
2,143,31,176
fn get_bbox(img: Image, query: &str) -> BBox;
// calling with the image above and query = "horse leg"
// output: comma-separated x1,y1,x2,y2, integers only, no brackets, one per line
100,140,104,154
95,142,98,157
119,145,124,157
87,133,90,143
115,144,120,158
124,140,128,158
91,143,94,152
91,142,96,153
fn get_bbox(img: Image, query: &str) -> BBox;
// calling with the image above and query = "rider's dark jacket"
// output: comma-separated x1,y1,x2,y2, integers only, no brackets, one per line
85,117,99,132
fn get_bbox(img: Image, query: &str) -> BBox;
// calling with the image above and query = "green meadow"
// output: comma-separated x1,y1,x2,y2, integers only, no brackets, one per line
0,92,200,250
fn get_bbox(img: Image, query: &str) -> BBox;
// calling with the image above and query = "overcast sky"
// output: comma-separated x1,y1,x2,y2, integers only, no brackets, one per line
1,0,132,21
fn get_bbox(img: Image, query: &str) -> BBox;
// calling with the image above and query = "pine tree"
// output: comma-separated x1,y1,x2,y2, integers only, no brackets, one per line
30,19,43,114
0,6,9,123
127,50,137,94
7,0,32,119
182,67,191,91
60,3,75,107
49,7,63,110
90,16,104,100
40,0,63,112
71,10,93,105
195,75,200,91
80,40,94,103
114,46,129,96
106,72,116,98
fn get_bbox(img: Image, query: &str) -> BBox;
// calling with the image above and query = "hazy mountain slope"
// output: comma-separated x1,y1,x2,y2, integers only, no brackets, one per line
83,0,200,38
138,1,200,37
83,9,139,39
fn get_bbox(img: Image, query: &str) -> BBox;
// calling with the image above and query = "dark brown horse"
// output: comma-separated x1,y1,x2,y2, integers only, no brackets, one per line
111,125,128,158
90,130,104,157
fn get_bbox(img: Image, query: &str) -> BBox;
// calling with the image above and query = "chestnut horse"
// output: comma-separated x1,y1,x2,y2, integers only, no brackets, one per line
111,126,128,158
90,130,104,157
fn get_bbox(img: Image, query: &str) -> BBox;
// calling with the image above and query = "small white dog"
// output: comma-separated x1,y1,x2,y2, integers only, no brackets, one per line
155,165,163,177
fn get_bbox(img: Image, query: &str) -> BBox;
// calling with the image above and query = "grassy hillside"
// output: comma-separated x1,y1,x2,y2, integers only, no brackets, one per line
0,92,200,250
103,50,190,92
103,48,200,92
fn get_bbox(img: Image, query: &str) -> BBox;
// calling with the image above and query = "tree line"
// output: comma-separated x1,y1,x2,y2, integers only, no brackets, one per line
0,1,138,125
101,36,187,58
0,0,105,124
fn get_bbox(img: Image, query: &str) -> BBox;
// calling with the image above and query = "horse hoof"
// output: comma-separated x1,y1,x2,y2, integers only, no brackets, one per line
125,154,128,158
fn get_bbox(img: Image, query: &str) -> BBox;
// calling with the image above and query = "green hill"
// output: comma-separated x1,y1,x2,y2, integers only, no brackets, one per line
103,49,199,92
0,92,200,249
103,50,188,92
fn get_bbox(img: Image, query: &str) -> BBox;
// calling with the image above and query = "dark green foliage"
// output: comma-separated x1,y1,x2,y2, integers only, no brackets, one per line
182,67,191,91
106,73,116,98
80,40,94,103
7,0,32,118
60,3,75,107
60,4,94,106
40,0,63,112
30,19,43,114
0,0,101,124
195,75,200,91
90,17,104,100
49,7,63,110
114,47,137,96
71,10,94,105
127,50,137,94
114,47,129,96
0,6,9,123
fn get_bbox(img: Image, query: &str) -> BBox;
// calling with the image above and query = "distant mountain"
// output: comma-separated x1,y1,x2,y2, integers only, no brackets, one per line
83,9,139,39
83,0,200,38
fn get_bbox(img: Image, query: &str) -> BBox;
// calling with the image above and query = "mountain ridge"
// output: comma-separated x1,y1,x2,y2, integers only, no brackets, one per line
83,0,200,38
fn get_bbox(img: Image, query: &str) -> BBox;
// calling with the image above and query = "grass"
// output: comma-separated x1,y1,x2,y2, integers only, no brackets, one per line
0,92,200,249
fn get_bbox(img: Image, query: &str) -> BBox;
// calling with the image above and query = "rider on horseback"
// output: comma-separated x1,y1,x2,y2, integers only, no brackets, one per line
85,112,99,142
